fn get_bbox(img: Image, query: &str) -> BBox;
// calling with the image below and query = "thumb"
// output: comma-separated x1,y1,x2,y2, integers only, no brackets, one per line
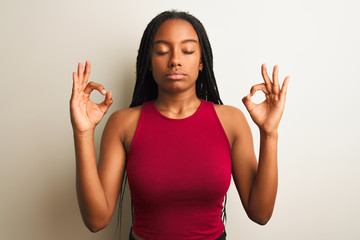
242,94,250,104
242,94,251,106
242,94,256,112
98,91,113,113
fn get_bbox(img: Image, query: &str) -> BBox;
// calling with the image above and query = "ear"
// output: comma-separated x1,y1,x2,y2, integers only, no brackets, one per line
199,61,203,71
148,62,152,71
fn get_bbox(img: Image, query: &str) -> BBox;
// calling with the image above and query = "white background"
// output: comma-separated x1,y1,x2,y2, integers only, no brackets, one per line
1,0,359,239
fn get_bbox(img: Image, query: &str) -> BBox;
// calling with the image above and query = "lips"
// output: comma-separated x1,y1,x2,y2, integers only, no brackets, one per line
166,71,186,80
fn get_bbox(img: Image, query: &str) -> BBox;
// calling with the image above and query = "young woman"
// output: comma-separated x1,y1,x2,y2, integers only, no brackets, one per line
70,10,289,240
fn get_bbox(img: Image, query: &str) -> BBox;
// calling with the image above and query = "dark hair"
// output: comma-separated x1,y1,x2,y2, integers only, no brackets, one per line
118,10,227,236
129,10,223,107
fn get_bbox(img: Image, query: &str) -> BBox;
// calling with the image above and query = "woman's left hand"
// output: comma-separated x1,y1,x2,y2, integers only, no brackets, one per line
242,64,290,135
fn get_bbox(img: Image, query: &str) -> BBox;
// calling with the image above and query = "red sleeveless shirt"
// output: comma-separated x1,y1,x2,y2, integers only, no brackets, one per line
126,99,232,240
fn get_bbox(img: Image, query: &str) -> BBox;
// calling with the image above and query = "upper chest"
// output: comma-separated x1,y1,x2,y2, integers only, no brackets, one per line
122,103,235,154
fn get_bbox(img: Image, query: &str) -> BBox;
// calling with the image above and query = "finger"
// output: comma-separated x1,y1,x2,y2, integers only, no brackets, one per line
242,94,256,112
98,91,113,113
243,83,268,112
272,65,280,95
250,83,269,96
242,94,252,105
72,72,79,95
261,63,272,93
279,76,290,102
84,81,107,95
106,91,112,105
77,62,84,84
83,60,91,84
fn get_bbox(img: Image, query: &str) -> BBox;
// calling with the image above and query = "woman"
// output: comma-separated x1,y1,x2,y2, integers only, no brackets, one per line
70,10,289,240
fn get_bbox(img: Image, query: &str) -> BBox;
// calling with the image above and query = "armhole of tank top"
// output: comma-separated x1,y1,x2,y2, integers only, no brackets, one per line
127,104,145,156
210,103,231,152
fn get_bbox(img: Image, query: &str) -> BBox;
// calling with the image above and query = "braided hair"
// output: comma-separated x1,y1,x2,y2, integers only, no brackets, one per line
118,10,227,235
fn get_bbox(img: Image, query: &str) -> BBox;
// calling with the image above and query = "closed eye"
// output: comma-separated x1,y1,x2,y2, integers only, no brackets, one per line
155,51,169,56
183,51,195,54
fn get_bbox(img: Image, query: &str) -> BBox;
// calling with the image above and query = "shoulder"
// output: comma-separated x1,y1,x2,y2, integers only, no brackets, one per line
213,104,247,124
213,104,250,145
108,105,142,124
104,105,143,142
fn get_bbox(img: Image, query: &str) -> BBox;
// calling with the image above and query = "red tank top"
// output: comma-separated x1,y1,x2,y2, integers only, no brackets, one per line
126,99,232,240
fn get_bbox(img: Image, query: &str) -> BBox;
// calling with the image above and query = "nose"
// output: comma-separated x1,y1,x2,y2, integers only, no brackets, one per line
168,51,181,68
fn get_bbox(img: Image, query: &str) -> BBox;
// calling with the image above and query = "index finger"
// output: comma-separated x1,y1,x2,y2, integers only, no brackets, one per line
84,81,106,95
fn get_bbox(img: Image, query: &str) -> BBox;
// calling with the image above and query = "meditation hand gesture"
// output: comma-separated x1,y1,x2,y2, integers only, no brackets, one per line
242,64,289,135
70,61,113,133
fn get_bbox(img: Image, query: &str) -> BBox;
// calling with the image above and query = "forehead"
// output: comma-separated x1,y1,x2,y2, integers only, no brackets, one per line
153,19,199,43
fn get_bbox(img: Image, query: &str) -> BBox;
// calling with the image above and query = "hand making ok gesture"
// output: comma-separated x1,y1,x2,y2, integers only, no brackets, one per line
70,60,113,133
242,64,290,135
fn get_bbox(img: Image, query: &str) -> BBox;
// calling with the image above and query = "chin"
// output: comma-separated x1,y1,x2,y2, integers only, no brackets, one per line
159,81,193,94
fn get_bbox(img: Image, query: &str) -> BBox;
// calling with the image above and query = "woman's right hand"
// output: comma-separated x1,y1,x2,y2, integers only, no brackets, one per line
70,60,113,134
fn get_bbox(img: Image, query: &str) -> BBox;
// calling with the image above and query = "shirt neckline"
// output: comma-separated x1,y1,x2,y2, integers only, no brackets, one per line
150,99,204,121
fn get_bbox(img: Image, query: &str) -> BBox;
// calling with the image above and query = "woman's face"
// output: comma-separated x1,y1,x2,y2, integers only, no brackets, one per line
150,19,203,94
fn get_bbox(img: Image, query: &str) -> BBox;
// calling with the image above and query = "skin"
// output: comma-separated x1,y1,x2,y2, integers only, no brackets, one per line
70,19,289,239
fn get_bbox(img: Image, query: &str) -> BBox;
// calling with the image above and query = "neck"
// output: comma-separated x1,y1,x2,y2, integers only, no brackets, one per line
154,91,201,119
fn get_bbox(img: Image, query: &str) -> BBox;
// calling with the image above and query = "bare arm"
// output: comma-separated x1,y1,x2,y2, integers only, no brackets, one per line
231,121,279,225
225,64,289,225
70,61,126,232
74,130,112,232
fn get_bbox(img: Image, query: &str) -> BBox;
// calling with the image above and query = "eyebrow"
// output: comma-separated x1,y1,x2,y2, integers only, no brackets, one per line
153,39,198,45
